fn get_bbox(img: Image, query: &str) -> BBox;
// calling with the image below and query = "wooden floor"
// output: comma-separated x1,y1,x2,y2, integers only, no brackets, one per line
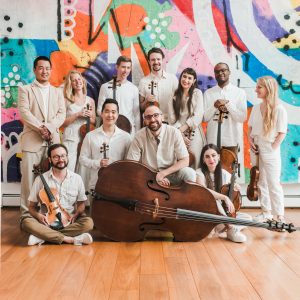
1,207,300,300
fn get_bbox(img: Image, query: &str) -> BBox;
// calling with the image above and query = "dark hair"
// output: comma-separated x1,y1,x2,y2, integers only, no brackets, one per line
199,144,223,193
147,47,165,60
214,62,230,72
101,98,119,112
33,56,52,69
173,68,198,121
47,143,68,158
116,55,132,66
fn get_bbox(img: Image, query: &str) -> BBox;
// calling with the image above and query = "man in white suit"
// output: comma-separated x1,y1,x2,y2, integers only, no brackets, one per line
18,56,66,211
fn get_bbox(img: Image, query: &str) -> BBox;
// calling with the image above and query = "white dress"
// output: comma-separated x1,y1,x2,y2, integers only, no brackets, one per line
168,89,206,169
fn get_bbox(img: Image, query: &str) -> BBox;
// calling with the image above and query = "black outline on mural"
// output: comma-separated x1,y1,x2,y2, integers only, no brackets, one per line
88,0,106,45
57,0,62,41
110,8,124,50
277,75,300,94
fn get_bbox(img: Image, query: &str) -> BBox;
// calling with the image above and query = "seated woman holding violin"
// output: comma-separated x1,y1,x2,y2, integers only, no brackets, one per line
196,144,247,243
20,143,94,246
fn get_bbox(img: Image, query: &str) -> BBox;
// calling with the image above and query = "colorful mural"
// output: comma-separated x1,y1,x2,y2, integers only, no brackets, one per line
1,0,300,183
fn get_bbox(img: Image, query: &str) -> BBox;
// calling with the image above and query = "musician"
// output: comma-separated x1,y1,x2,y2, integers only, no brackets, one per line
127,105,196,186
196,144,247,243
97,56,140,135
203,63,247,149
248,76,287,224
139,47,178,122
18,56,66,212
20,143,94,246
79,99,131,191
62,70,96,172
168,68,206,169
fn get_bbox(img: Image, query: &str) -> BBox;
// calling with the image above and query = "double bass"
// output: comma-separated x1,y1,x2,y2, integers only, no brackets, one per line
91,161,298,242
109,76,132,133
33,165,71,230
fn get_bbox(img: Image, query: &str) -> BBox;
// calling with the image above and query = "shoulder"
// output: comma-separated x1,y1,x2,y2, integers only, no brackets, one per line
229,83,246,95
193,88,203,98
276,103,286,113
204,85,218,95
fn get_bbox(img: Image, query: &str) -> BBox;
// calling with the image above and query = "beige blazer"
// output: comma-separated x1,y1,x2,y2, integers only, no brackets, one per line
18,82,66,152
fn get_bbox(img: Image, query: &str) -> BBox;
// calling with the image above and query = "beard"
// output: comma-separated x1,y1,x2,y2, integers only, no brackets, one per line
148,120,162,132
50,160,68,170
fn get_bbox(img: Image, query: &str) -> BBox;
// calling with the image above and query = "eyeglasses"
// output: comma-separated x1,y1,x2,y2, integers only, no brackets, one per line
214,68,229,74
144,113,162,121
52,154,68,161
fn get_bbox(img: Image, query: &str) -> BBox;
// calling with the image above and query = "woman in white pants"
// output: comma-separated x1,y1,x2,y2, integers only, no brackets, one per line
248,76,287,224
168,68,206,169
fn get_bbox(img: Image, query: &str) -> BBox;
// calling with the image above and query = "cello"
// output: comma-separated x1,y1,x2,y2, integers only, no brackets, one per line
91,161,298,242
33,165,71,230
109,75,132,133
247,145,260,201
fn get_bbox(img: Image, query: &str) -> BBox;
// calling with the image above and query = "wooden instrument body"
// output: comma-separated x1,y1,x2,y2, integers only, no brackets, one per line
247,145,260,201
92,161,218,242
183,128,196,167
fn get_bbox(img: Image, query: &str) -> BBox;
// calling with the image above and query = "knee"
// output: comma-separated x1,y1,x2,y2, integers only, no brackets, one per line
81,216,94,232
180,167,196,182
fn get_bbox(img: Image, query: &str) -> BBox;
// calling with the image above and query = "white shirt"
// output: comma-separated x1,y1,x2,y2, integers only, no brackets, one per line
196,168,231,189
79,125,131,189
34,80,50,119
204,83,247,147
138,71,178,122
126,124,188,171
97,80,140,134
28,168,87,215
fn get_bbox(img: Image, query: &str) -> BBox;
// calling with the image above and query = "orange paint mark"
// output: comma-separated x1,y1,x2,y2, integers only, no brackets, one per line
110,4,147,37
49,51,79,87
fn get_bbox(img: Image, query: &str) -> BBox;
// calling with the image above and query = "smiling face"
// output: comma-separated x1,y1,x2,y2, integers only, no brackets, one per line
149,52,163,73
214,63,230,87
255,81,268,100
143,105,163,133
180,72,196,91
49,146,69,170
33,59,51,84
203,148,220,172
70,72,84,92
116,61,132,82
101,103,119,126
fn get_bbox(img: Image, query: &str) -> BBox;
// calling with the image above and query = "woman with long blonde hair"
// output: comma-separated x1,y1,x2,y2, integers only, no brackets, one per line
62,70,96,172
248,76,287,226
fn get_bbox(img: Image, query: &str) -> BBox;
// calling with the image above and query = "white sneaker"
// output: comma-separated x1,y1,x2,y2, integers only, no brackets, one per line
73,233,93,246
28,234,45,246
253,212,273,223
226,227,247,243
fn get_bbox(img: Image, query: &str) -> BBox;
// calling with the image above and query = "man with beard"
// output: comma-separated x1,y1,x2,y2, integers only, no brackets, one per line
203,62,247,148
139,48,178,123
20,143,94,246
97,56,140,135
18,56,66,212
127,105,195,186
80,99,131,192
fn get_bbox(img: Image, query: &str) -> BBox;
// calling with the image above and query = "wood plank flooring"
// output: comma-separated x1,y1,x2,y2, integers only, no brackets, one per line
1,207,300,300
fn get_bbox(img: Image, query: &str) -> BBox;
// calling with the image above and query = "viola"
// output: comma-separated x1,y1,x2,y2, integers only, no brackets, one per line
33,165,71,230
77,103,96,158
247,145,260,201
145,80,159,108
109,76,132,134
220,159,241,217
91,161,298,242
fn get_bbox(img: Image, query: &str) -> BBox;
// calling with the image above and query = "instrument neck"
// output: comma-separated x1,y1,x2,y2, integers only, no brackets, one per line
39,173,56,202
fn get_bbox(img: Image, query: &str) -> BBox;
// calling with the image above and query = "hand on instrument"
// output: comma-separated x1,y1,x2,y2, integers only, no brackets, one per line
100,158,109,168
214,99,229,109
70,213,79,224
182,135,191,147
156,171,170,187
37,213,49,226
145,94,157,104
249,139,259,154
39,125,51,141
223,196,235,214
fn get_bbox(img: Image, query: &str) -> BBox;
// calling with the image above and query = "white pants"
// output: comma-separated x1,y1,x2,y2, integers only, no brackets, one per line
251,138,284,216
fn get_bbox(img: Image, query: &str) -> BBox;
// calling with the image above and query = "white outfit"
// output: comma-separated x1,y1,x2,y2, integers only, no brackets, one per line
168,88,206,169
248,103,287,216
204,83,247,147
139,71,178,123
79,125,131,190
97,80,140,135
62,97,94,172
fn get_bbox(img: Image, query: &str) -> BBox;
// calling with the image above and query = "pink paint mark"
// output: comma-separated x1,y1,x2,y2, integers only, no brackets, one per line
253,0,273,18
1,108,20,125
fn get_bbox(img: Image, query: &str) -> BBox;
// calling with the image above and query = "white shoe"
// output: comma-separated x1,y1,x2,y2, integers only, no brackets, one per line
28,234,45,246
253,212,273,223
74,233,93,246
226,227,247,243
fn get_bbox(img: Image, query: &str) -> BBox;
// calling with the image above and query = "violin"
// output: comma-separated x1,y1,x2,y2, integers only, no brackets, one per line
77,103,96,157
183,128,196,167
91,161,298,242
220,160,241,217
145,80,159,108
33,165,71,230
247,145,260,201
109,76,132,134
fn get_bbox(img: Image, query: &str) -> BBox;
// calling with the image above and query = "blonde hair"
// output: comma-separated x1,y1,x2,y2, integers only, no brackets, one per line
257,76,279,136
63,70,87,102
